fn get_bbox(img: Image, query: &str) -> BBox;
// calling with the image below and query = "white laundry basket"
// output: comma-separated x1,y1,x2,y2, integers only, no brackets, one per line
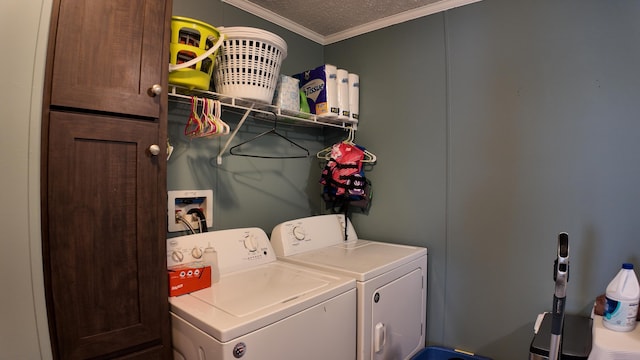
213,27,288,103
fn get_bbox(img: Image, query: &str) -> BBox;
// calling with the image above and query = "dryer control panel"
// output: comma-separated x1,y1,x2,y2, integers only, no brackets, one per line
271,214,359,256
167,227,275,275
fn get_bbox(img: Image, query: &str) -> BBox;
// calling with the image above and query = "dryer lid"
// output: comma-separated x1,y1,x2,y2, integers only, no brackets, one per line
288,239,427,281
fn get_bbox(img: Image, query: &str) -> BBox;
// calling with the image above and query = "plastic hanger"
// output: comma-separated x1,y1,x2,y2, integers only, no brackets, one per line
201,99,229,137
200,98,218,136
316,127,376,163
184,96,204,137
185,97,230,138
211,99,230,136
230,114,309,159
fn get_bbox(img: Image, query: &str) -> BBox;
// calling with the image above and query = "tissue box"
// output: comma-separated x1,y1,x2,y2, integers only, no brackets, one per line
293,64,339,118
272,75,300,112
168,264,211,297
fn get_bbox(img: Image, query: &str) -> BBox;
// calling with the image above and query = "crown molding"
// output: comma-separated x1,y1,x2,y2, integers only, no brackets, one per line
324,0,483,44
222,0,482,45
221,0,325,44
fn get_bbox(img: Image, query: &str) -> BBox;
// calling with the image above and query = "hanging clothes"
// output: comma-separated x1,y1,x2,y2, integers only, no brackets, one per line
321,142,364,196
320,142,371,212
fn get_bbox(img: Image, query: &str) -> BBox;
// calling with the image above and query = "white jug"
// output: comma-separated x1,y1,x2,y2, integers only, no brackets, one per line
603,263,640,332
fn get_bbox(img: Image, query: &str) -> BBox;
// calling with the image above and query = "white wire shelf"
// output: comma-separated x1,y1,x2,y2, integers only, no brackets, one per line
168,85,357,130
167,85,357,164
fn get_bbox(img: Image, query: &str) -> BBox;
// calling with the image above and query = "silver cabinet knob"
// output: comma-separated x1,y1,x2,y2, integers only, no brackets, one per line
149,144,160,156
148,84,162,97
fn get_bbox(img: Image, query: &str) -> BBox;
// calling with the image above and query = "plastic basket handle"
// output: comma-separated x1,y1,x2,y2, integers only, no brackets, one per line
169,33,225,72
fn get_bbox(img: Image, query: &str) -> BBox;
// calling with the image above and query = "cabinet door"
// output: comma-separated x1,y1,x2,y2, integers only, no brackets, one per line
50,0,168,117
45,111,168,359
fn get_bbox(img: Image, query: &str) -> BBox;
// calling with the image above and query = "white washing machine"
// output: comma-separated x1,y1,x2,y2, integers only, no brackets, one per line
271,214,428,360
167,227,356,360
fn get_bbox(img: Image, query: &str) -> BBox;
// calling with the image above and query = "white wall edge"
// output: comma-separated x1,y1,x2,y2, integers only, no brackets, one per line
29,0,54,358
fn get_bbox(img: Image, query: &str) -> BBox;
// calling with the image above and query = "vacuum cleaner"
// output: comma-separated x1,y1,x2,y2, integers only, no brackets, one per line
549,232,570,360
529,232,592,360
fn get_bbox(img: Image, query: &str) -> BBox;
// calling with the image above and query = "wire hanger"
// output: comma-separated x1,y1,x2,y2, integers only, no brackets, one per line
316,127,377,163
229,113,310,159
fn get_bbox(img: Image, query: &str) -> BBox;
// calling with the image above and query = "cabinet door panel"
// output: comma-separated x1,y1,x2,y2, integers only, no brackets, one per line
51,0,167,117
46,111,166,359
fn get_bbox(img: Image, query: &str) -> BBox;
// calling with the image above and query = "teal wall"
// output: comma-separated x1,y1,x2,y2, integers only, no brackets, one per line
325,12,450,350
327,0,640,358
170,0,640,358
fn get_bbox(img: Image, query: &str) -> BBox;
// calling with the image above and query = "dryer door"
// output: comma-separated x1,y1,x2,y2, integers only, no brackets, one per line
371,268,424,360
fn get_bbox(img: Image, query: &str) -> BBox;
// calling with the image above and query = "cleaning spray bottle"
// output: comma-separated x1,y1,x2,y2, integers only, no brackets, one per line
603,263,639,332
203,243,220,283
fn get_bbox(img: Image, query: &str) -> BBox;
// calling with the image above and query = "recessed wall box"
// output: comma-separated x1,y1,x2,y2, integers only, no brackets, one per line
168,190,213,232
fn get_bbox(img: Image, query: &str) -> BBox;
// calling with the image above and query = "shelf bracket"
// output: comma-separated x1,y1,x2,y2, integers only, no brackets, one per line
216,104,254,165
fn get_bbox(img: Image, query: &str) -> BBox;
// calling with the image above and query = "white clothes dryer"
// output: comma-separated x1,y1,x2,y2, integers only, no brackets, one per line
167,227,356,360
271,214,428,360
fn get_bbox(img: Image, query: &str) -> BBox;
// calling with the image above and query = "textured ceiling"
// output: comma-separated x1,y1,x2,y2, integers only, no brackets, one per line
247,0,442,35
223,0,482,44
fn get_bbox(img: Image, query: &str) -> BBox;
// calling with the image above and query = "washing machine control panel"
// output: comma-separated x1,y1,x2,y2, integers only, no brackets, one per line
167,227,275,274
270,214,359,256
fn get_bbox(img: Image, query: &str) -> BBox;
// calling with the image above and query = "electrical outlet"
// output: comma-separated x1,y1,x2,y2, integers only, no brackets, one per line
168,190,213,232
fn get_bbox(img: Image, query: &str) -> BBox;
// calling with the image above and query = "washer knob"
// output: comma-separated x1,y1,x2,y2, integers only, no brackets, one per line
171,250,184,263
243,235,258,252
292,226,306,241
191,247,203,259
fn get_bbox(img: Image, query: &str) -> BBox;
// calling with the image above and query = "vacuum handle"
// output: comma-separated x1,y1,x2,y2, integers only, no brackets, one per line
549,232,569,360
549,296,565,360
553,232,569,297
551,295,566,335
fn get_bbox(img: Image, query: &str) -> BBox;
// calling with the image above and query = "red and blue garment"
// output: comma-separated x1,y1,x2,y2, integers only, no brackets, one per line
320,142,367,199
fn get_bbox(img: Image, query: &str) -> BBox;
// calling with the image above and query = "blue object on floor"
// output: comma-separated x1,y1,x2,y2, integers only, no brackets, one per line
411,346,492,360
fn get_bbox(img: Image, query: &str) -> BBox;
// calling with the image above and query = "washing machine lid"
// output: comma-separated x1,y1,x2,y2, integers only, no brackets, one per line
284,239,427,281
169,261,354,342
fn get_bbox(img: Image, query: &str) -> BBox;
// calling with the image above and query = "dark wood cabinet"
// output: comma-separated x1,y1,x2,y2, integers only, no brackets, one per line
42,0,172,359
50,0,167,118
45,112,168,359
